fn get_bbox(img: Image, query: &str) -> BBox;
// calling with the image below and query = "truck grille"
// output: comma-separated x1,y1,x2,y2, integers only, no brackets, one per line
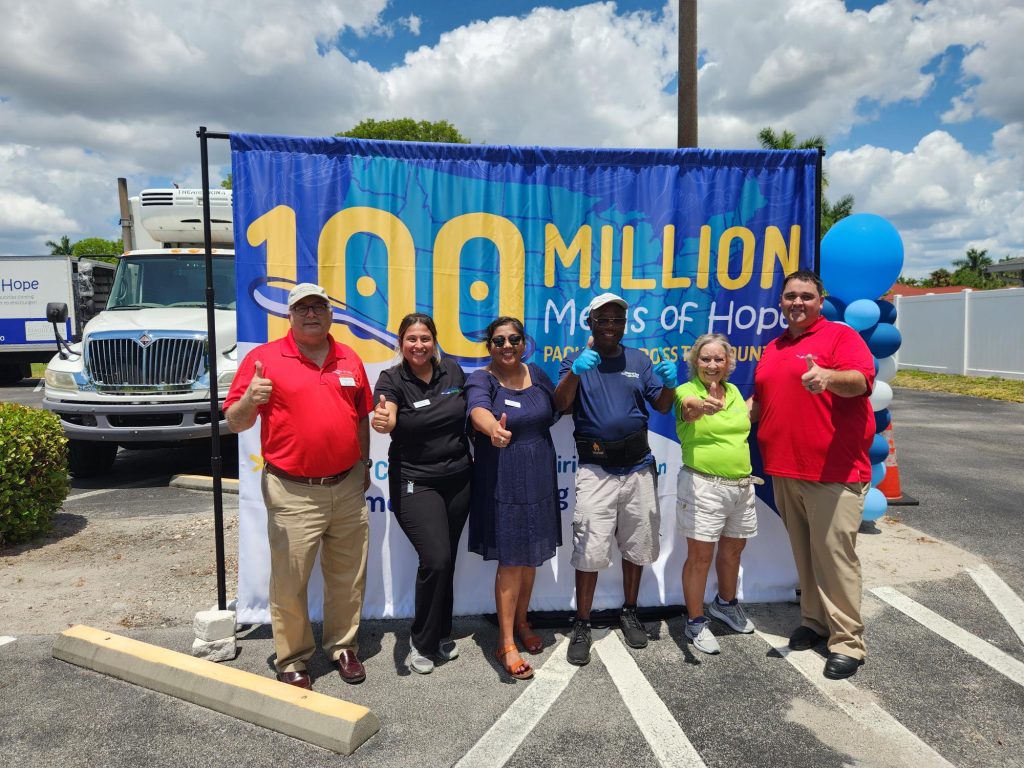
86,336,206,392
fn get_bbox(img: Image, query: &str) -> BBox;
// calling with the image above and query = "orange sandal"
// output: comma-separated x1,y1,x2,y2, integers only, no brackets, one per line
515,622,544,654
495,644,534,680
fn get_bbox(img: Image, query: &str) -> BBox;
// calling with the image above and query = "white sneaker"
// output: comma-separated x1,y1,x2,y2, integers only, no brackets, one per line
685,618,721,654
707,598,755,634
406,645,434,674
438,637,459,661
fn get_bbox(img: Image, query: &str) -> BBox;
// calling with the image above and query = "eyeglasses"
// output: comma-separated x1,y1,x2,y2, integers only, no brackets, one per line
293,302,330,316
490,334,523,348
782,292,819,302
592,317,627,328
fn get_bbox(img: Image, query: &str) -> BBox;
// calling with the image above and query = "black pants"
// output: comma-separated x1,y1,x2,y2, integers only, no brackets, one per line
389,468,472,654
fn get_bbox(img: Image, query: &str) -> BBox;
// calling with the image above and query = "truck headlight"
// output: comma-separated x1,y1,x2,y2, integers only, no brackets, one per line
45,369,79,391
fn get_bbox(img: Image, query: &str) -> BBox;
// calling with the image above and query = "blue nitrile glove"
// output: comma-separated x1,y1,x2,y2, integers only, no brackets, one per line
571,347,600,375
654,360,678,388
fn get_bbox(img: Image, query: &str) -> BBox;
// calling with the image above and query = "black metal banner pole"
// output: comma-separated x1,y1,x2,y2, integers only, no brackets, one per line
197,125,227,611
815,146,824,273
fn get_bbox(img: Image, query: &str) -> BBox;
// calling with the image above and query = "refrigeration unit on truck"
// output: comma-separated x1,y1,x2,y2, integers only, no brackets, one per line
43,188,237,477
0,255,114,385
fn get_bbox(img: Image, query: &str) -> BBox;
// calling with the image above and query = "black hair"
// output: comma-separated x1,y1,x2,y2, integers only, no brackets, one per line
781,269,824,297
484,316,526,348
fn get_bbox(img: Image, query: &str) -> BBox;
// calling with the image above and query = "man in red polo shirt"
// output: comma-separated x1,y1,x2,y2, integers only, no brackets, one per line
752,269,875,680
226,283,373,689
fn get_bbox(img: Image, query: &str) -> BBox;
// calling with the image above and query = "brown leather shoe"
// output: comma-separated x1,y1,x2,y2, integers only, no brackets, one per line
334,649,366,684
275,670,312,689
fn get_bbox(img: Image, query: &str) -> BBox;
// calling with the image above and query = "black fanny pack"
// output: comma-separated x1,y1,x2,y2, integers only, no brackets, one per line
575,429,650,466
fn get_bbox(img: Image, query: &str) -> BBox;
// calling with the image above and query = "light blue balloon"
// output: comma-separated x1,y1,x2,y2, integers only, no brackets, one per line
863,487,888,521
821,214,904,304
862,322,902,358
844,299,881,331
871,462,887,486
869,433,890,464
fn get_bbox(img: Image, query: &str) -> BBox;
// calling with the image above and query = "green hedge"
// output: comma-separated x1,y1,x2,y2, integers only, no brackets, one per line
0,403,68,546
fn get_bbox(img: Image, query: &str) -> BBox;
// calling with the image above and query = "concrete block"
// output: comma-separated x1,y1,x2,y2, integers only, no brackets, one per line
191,637,237,662
53,625,379,755
169,474,239,494
194,610,236,641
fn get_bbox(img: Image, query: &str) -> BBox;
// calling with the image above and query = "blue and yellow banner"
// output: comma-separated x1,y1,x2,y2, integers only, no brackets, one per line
230,134,816,391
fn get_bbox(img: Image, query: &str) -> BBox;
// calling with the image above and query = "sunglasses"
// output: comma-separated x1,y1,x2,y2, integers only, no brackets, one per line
490,334,523,348
293,302,330,316
592,317,627,328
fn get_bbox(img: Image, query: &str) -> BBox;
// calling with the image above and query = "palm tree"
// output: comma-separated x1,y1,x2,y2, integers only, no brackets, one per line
758,127,853,237
46,235,73,255
927,268,953,287
952,248,992,273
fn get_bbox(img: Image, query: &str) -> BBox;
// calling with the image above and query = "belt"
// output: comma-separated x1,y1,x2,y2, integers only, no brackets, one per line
265,461,352,486
683,466,764,487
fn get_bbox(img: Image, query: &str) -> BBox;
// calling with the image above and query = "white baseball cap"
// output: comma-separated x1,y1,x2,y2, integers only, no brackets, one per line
287,283,329,308
588,292,628,314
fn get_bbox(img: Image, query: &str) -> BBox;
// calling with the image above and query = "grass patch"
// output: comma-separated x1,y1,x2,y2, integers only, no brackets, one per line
894,370,1024,402
31,363,47,378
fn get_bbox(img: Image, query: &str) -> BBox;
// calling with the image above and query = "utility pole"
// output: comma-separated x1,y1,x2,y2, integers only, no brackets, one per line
678,0,698,148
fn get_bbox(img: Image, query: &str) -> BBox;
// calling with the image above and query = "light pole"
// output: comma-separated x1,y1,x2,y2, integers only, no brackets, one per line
678,0,698,148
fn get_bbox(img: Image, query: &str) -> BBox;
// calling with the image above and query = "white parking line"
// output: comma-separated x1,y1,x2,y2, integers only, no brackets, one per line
454,637,581,768
595,633,707,768
967,564,1024,646
66,477,162,501
754,629,956,767
33,379,44,392
871,586,1024,688
0,636,16,648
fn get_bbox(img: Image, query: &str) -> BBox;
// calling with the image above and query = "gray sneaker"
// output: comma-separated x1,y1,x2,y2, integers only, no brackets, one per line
619,606,649,649
438,637,459,661
684,618,721,654
567,618,592,666
406,644,434,674
707,598,755,634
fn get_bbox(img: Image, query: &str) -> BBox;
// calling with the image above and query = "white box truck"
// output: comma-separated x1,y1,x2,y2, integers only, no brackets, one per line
0,255,114,384
42,188,237,477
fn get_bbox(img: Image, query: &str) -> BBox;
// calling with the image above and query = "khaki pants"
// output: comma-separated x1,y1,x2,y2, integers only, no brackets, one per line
773,477,866,659
262,469,369,673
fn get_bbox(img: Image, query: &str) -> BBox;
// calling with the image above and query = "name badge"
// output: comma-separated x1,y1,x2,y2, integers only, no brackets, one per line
413,399,431,409
338,376,356,387
504,399,521,408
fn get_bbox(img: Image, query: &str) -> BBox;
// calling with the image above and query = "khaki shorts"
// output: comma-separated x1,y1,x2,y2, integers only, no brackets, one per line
571,463,661,571
676,467,757,542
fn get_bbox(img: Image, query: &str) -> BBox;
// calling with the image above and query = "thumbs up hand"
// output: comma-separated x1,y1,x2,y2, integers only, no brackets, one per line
371,394,393,433
800,354,829,395
491,412,513,448
571,337,600,375
702,380,725,415
654,359,678,388
245,360,273,406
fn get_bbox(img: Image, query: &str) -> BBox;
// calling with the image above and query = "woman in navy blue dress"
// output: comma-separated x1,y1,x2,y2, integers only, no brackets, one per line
466,316,561,680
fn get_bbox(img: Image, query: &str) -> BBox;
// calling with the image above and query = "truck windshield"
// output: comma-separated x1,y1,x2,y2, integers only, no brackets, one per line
107,256,235,310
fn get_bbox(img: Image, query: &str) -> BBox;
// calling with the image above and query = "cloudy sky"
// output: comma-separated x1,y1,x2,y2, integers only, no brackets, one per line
1,0,1021,277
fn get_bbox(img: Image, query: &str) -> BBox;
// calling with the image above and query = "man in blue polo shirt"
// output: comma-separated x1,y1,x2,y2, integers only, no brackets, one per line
554,292,677,665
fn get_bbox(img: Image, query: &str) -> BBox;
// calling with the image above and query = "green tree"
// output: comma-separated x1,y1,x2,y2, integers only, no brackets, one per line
895,275,920,286
72,237,123,264
925,268,953,287
758,127,853,238
952,247,992,274
338,118,470,144
46,235,73,255
220,176,232,190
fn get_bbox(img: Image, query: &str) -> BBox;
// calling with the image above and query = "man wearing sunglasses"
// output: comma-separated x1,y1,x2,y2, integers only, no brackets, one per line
225,282,374,690
554,292,677,665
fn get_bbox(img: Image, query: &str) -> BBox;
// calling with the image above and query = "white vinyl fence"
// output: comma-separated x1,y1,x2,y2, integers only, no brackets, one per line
894,288,1024,380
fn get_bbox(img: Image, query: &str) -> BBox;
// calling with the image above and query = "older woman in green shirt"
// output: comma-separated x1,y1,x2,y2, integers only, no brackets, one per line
674,333,758,655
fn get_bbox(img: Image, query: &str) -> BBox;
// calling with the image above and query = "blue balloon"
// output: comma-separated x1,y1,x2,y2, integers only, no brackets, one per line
871,462,887,486
869,433,890,464
862,322,902,358
863,487,888,521
874,408,891,434
821,214,904,304
844,299,881,331
876,299,897,324
821,296,847,321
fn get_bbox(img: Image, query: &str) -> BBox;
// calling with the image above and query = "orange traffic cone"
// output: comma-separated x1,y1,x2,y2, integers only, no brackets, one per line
877,420,918,506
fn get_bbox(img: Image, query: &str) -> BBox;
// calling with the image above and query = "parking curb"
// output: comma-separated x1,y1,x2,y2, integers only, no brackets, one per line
170,475,239,494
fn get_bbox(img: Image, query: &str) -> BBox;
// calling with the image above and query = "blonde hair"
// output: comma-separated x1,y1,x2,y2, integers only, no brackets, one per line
686,333,736,382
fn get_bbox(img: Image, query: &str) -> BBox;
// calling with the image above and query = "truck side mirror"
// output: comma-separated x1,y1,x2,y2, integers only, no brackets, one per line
47,302,69,323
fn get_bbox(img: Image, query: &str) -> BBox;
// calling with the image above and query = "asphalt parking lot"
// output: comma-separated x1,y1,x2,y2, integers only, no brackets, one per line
1,384,1022,767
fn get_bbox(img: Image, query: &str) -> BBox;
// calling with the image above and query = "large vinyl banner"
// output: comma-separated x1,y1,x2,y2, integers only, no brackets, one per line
229,134,817,623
